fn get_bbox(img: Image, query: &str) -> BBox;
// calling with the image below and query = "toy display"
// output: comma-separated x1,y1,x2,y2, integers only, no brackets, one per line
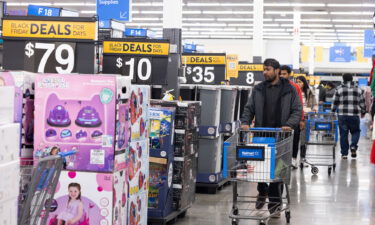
34,74,131,172
47,170,128,225
130,86,150,142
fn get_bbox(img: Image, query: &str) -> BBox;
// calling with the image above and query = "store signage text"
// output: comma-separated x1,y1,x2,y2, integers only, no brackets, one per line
103,41,170,56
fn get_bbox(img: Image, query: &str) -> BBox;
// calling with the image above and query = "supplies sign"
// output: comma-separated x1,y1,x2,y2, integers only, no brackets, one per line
2,19,96,40
102,39,170,84
182,53,226,84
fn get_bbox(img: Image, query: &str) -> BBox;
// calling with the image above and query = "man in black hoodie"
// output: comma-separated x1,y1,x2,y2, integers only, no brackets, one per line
240,58,302,216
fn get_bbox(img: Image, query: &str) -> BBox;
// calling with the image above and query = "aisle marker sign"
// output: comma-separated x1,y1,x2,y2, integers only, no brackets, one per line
27,5,61,17
2,19,96,40
102,39,170,84
182,53,226,84
329,46,351,62
97,0,131,22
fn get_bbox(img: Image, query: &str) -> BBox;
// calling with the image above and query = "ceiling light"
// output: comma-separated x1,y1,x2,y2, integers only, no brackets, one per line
302,19,331,22
264,24,280,27
331,12,373,15
217,18,253,22
140,11,163,14
132,18,161,21
335,25,353,28
209,35,249,39
201,32,245,35
187,28,237,31
264,3,325,7
275,19,294,22
301,33,337,36
263,32,290,36
327,4,375,7
183,11,202,14
183,18,215,21
266,11,328,15
202,11,252,14
303,24,333,28
264,28,286,32
238,28,254,31
183,35,210,38
186,3,221,6
133,2,163,6
336,29,364,32
298,29,335,32
80,10,96,14
332,19,372,23
264,36,293,39
227,24,252,27
183,23,227,27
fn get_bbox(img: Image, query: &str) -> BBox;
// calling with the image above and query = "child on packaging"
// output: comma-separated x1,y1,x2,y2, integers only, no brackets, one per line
57,183,84,225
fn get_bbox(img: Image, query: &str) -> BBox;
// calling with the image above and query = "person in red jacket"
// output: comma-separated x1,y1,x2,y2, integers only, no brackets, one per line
280,65,304,168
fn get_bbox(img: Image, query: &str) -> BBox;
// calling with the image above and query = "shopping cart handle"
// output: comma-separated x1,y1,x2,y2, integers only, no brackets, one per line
308,111,332,115
58,150,77,158
249,127,282,131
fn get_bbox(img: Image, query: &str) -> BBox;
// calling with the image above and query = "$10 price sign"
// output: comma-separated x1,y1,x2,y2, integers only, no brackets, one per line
182,53,226,85
2,16,97,74
102,39,170,84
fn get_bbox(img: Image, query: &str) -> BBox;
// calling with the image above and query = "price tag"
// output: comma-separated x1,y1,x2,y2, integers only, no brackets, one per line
102,39,170,85
182,53,226,84
2,16,97,74
236,63,264,86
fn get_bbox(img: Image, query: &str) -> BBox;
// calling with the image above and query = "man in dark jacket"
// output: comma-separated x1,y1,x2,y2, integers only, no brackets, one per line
240,58,302,216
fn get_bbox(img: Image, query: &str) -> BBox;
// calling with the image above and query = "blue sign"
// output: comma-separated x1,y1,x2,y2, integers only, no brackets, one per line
125,28,147,37
99,20,111,29
364,30,375,58
237,147,265,161
183,44,197,53
27,5,61,17
97,0,131,22
329,46,351,62
358,78,368,87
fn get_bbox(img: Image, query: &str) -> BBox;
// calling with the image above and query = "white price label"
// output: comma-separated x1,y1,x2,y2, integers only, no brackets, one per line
90,149,105,165
116,57,152,81
246,72,255,85
186,66,215,83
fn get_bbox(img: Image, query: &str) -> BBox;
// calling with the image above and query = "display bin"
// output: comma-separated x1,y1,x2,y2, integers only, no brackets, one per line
198,85,222,138
219,86,238,134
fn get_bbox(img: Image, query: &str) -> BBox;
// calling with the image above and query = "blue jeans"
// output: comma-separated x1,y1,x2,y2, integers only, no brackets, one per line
338,115,361,156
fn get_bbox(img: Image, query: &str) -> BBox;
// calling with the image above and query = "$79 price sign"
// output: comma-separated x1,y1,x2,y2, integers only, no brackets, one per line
24,41,76,74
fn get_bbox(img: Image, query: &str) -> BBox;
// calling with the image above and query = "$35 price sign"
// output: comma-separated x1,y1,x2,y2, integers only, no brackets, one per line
102,39,170,84
24,41,76,73
182,53,226,85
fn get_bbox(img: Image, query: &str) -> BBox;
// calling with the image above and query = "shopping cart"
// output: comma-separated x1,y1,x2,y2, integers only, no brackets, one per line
318,102,332,113
227,128,293,225
302,112,338,175
18,151,76,225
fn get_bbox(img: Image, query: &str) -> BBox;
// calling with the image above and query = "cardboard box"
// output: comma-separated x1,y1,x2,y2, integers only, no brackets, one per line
0,160,20,202
47,170,128,225
34,74,131,172
0,197,18,225
130,85,150,142
0,123,20,165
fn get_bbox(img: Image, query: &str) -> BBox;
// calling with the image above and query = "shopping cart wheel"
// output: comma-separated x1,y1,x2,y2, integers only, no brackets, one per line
328,167,332,176
232,219,238,225
311,167,319,175
260,222,266,225
333,164,336,171
233,207,239,215
285,211,291,223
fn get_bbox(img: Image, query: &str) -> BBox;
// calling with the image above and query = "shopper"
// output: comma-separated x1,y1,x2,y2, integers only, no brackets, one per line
319,82,335,104
280,66,304,169
332,73,366,159
240,59,302,216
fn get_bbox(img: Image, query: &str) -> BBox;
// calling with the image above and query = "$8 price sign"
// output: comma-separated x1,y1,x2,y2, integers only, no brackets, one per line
115,56,152,82
237,63,264,86
24,41,76,74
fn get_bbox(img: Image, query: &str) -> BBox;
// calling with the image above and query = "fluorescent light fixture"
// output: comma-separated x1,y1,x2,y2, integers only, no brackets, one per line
183,35,210,38
209,35,249,39
183,18,215,21
327,4,375,7
298,29,335,32
264,24,280,27
332,19,372,23
238,28,254,31
126,23,162,27
331,12,373,15
275,19,294,22
80,10,96,14
186,3,252,7
9,2,52,6
227,24,252,27
337,33,363,37
201,32,245,35
264,3,325,7
263,32,290,36
187,28,237,31
301,33,337,36
303,24,333,28
266,11,328,15
183,23,227,27
336,29,366,32
182,31,200,35
302,19,331,22
264,28,286,31
217,18,253,22
132,18,161,21
335,25,353,28
202,11,251,14
140,11,163,14
264,19,274,22
133,2,163,6
264,36,293,39
186,3,221,6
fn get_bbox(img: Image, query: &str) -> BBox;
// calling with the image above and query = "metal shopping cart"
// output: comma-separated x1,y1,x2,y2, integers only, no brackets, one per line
227,128,293,225
302,112,338,176
318,102,332,113
18,151,76,225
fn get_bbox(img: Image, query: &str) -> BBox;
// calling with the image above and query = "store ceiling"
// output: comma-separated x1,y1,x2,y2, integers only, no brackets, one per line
5,0,375,43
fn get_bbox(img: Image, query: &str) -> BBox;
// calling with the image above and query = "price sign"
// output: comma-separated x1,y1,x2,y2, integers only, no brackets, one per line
182,53,226,84
102,39,170,84
2,16,96,74
234,63,264,86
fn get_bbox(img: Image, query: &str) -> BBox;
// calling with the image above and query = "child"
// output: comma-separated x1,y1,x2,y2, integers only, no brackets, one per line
57,183,84,225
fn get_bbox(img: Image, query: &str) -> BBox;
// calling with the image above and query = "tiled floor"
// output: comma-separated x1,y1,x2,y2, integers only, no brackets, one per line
176,137,375,225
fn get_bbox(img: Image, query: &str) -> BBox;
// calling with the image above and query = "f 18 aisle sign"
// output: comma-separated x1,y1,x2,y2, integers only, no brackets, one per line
231,63,264,86
2,16,97,74
182,53,226,84
102,39,170,84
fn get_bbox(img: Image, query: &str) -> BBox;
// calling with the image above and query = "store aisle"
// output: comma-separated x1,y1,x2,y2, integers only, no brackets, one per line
177,137,375,225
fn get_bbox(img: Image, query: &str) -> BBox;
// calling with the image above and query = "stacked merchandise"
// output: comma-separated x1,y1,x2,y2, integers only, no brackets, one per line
32,73,150,225
147,107,175,218
150,100,201,212
0,85,21,224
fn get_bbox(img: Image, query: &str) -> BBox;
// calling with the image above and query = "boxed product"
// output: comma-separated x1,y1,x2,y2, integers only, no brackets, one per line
34,74,131,172
174,129,198,157
172,154,197,210
148,107,175,158
0,197,18,225
148,157,174,218
0,86,18,124
130,85,150,142
47,170,128,225
127,140,149,225
0,160,20,202
0,123,20,164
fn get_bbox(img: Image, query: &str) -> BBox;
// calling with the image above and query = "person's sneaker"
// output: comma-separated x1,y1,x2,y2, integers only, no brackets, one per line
255,195,267,209
292,158,298,169
350,147,357,158
269,206,281,218
342,155,348,160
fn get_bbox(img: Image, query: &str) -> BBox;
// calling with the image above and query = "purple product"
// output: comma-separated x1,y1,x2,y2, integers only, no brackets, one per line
76,130,88,140
92,130,103,138
60,129,72,138
47,105,71,127
75,106,102,127
45,129,57,138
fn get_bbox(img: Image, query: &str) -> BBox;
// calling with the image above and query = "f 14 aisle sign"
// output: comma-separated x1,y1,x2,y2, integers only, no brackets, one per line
102,39,170,84
2,16,97,74
182,53,226,84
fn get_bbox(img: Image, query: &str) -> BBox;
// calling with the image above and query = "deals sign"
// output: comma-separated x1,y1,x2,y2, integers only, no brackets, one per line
102,39,170,84
182,53,226,84
232,63,264,86
2,16,97,74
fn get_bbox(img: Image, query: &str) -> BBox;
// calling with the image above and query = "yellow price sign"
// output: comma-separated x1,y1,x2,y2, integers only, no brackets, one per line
2,19,96,40
238,64,263,71
182,55,226,65
103,41,170,56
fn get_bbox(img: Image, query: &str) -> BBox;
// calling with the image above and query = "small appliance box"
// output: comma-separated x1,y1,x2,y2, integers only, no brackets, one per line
0,160,20,203
148,157,174,218
127,140,149,225
130,85,150,142
47,170,128,225
148,107,175,158
0,123,20,165
34,74,131,172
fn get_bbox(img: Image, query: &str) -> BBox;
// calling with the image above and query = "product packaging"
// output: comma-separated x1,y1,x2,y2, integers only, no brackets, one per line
130,85,150,142
0,123,20,165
